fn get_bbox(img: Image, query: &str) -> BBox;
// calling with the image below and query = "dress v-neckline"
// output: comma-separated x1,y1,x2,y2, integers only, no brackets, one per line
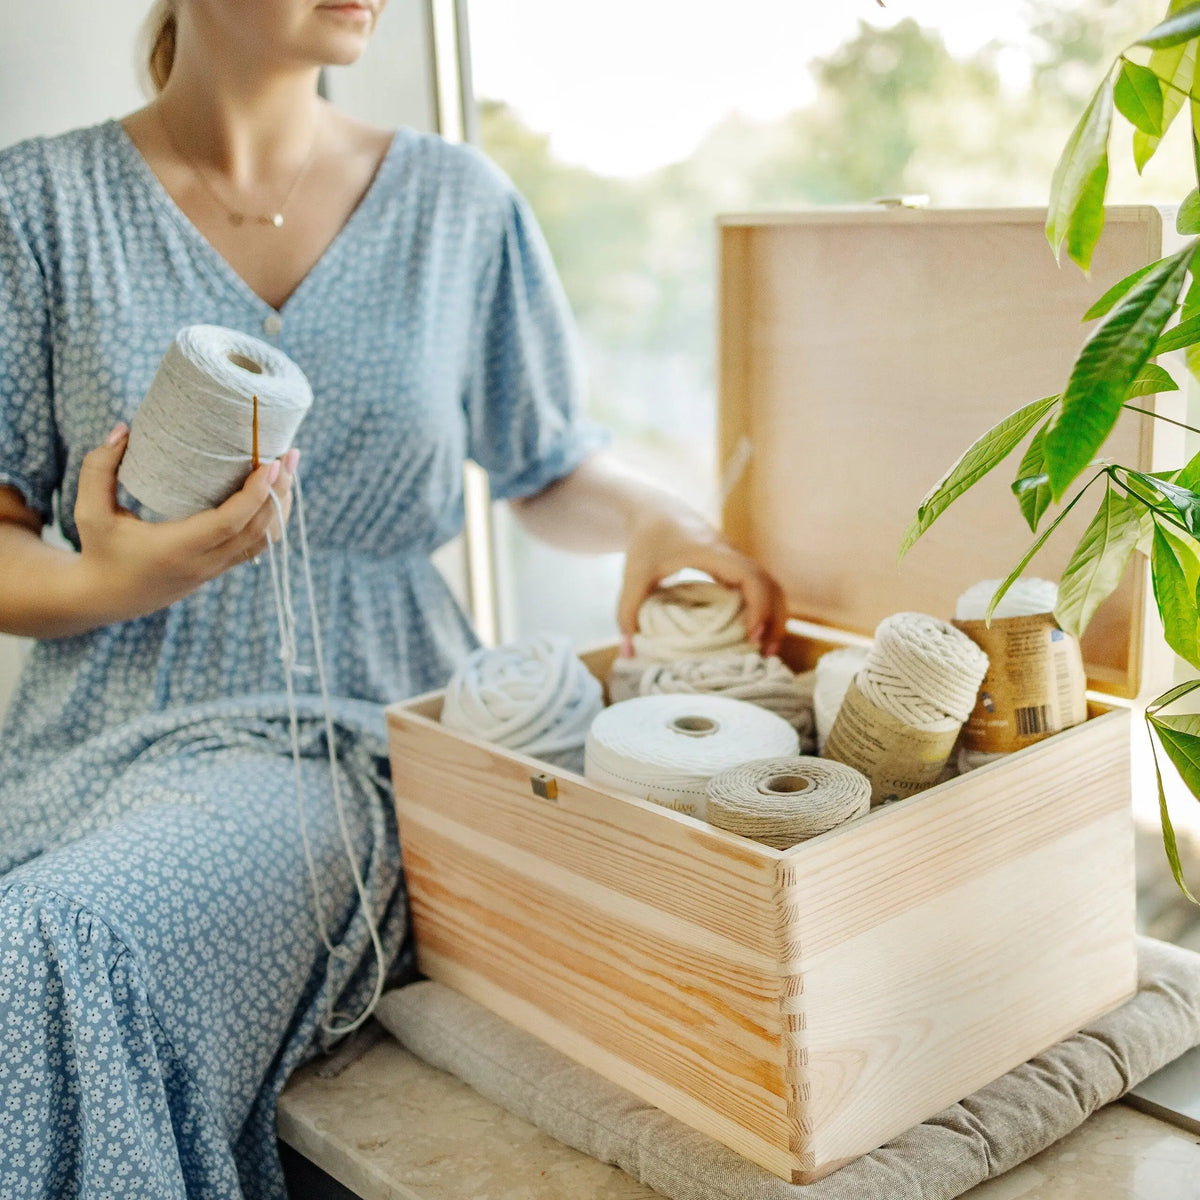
108,118,406,317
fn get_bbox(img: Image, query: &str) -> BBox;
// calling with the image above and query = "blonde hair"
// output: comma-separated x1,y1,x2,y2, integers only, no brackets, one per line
141,1,177,94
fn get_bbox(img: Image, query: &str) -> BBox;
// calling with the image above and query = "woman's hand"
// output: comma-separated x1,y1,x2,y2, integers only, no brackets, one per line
617,503,788,657
74,422,299,624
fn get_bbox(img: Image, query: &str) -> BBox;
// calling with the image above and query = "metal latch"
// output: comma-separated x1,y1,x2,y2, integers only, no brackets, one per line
530,773,558,801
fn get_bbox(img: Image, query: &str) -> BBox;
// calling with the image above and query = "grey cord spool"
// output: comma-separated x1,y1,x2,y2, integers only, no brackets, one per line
706,756,871,848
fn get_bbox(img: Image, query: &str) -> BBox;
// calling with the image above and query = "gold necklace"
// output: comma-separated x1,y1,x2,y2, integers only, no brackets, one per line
156,107,318,229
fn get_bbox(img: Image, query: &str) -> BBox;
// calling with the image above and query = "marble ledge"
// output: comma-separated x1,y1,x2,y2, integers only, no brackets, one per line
277,1036,1200,1200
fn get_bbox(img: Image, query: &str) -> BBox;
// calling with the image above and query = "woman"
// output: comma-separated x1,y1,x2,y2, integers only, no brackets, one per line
0,1,786,1195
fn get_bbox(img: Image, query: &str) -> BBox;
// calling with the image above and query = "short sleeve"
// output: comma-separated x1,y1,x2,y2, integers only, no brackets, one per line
0,172,59,523
464,185,608,502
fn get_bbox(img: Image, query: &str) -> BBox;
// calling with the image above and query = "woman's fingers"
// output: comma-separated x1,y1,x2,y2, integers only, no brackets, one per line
217,450,301,568
74,423,129,530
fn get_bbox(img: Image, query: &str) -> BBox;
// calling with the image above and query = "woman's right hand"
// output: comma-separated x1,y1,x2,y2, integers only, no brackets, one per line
74,422,299,624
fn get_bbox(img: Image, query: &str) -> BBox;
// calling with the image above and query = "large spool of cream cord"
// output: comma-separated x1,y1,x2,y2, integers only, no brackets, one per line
119,324,313,518
952,577,1087,772
706,756,871,848
823,612,988,805
441,634,603,775
585,693,799,820
628,652,815,748
608,580,757,703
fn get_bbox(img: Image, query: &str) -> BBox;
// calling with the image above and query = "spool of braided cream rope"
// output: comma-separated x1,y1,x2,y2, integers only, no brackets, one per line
823,612,988,806
952,578,1087,772
585,693,799,820
625,652,816,749
608,581,757,702
706,756,871,848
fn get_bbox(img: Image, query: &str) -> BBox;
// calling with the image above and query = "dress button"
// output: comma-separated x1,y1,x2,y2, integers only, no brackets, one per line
262,314,283,335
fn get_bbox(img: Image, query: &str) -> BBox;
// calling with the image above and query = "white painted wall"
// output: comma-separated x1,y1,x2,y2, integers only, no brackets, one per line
0,0,441,726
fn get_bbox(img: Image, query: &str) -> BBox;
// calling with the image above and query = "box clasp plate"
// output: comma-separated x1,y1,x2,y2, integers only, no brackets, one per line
530,773,559,802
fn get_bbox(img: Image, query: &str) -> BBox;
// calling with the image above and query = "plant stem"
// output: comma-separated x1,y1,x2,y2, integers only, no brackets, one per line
1123,403,1200,436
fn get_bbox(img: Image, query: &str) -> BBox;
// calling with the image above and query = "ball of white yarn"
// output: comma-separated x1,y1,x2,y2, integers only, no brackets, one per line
858,612,989,731
813,645,870,752
632,580,755,661
954,577,1059,622
441,634,603,775
706,756,871,848
119,325,313,519
628,652,815,747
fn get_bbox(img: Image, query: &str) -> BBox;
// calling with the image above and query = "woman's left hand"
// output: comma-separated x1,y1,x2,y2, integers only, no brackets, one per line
617,503,788,657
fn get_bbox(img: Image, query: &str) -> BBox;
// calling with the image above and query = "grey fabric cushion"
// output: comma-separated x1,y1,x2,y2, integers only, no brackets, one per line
374,937,1200,1200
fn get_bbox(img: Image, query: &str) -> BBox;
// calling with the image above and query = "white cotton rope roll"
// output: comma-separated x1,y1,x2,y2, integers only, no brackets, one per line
857,612,988,730
119,324,313,518
630,652,816,747
705,756,871,848
608,580,757,703
585,693,799,820
954,577,1060,622
813,645,870,752
441,634,604,775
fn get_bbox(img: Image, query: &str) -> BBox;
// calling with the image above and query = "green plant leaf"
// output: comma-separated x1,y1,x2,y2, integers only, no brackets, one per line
1083,262,1158,320
1115,59,1166,134
1154,311,1200,353
1140,3,1200,49
1125,362,1180,396
899,394,1060,559
1013,421,1053,532
1044,243,1196,500
1182,276,1200,322
1046,69,1115,269
1174,447,1200,489
1054,485,1143,637
1145,696,1200,905
1134,27,1196,171
1128,469,1200,534
1151,519,1200,666
1181,189,1200,233
985,476,1100,622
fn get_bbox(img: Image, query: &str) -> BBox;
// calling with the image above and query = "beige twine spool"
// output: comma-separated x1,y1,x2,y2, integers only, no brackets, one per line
813,645,870,752
706,756,871,848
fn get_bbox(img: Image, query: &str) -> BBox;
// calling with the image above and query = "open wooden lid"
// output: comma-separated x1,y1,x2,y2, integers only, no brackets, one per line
717,207,1176,698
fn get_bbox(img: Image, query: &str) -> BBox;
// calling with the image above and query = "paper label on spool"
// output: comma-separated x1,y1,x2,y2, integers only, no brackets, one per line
822,681,959,806
952,614,1087,754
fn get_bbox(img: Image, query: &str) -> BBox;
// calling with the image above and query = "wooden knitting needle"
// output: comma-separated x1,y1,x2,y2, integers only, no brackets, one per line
251,394,260,471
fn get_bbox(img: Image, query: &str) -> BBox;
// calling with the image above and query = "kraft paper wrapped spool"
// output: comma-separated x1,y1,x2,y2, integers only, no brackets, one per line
706,756,871,848
441,633,603,775
626,652,816,750
608,581,757,703
953,578,1087,773
823,612,989,806
119,325,313,518
584,693,799,820
813,645,870,752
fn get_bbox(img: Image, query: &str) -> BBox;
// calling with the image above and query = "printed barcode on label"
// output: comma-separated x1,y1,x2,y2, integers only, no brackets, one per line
1015,705,1051,737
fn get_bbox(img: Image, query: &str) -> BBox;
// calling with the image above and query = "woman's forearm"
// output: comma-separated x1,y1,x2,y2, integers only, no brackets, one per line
0,520,113,638
509,452,714,554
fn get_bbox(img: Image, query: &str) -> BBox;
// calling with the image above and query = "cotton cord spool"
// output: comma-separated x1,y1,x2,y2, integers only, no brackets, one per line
119,324,385,1040
629,652,816,749
706,756,871,848
440,634,603,775
118,325,312,518
953,578,1086,772
823,613,989,805
608,580,757,703
585,694,799,820
813,645,870,752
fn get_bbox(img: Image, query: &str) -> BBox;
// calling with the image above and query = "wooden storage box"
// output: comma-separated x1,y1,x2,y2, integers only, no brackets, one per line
387,208,1174,1183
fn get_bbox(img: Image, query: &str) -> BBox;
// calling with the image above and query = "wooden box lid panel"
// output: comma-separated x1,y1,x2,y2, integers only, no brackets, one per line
718,208,1175,698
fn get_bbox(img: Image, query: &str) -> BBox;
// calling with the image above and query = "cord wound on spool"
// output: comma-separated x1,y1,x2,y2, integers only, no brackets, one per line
706,756,871,848
951,578,1087,769
822,612,988,806
118,324,312,519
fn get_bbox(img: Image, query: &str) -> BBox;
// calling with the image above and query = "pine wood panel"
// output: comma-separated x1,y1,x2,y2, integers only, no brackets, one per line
717,208,1178,698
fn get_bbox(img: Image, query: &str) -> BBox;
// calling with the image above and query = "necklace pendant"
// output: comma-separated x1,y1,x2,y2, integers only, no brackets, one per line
257,213,285,228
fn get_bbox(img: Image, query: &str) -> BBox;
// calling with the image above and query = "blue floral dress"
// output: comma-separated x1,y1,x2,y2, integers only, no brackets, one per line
0,120,603,1199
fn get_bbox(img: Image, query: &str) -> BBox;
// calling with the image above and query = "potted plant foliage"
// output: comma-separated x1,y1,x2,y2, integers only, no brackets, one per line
903,0,1200,899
